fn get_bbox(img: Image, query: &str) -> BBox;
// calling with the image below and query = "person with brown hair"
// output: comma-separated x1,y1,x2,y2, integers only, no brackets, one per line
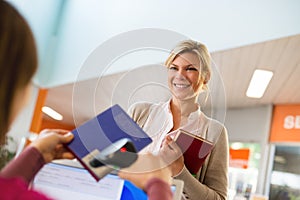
129,40,229,200
0,1,172,199
0,1,76,199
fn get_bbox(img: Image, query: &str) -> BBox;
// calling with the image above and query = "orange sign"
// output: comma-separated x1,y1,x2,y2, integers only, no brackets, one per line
30,88,48,133
229,148,250,169
269,104,300,143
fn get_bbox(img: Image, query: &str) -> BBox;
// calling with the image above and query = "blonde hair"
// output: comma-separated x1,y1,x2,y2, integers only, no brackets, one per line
165,40,211,92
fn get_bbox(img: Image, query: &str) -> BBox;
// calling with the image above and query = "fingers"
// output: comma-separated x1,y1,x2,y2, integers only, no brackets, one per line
61,152,75,159
55,144,75,159
165,135,172,142
39,129,74,144
41,129,73,136
159,136,184,176
52,131,74,158
40,129,69,135
30,129,74,163
59,132,74,143
161,135,172,146
161,136,182,155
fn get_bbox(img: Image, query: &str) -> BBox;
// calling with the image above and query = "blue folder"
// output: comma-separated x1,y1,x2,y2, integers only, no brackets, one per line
67,104,152,181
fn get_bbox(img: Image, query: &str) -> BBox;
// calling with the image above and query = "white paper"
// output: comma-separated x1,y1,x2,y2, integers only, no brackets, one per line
33,163,124,200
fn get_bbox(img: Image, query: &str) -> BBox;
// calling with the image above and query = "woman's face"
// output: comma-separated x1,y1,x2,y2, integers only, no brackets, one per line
167,52,204,100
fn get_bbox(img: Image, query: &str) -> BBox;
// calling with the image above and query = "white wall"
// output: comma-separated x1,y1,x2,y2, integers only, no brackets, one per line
8,0,64,86
226,105,273,143
9,0,300,88
49,0,300,88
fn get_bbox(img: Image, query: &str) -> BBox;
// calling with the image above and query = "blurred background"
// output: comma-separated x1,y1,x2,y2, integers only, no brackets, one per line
4,1,300,199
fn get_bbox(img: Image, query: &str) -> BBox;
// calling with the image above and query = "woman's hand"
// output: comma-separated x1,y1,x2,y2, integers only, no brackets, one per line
29,129,74,163
118,153,172,190
159,135,184,177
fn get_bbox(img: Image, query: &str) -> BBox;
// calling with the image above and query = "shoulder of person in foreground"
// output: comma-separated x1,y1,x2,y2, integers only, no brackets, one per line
1,130,74,184
0,146,44,184
0,176,53,200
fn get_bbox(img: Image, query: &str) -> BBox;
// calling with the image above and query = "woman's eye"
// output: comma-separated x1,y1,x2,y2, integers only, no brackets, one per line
186,67,198,71
169,66,177,71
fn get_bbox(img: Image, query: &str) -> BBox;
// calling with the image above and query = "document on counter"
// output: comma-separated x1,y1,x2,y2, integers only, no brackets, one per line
32,162,124,200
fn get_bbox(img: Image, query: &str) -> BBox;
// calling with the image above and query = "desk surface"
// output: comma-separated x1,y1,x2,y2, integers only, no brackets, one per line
33,159,183,200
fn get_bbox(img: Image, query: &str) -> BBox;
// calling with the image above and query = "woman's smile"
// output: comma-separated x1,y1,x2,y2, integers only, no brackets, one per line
173,83,191,89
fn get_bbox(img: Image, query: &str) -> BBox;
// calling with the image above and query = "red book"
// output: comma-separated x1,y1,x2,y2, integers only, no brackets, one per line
174,129,214,175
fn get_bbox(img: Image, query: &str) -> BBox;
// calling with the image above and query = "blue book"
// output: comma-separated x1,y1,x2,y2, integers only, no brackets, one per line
67,104,152,181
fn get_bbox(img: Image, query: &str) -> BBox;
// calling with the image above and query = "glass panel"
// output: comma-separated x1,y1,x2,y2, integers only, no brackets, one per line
228,142,261,200
269,145,300,200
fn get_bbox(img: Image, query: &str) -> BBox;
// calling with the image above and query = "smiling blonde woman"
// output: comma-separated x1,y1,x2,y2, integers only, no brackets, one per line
129,39,229,200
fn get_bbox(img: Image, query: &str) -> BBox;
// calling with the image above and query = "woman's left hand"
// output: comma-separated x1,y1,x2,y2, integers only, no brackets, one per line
159,135,184,177
29,129,74,163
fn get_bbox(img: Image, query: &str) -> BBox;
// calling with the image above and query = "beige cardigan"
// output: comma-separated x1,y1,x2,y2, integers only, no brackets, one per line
129,102,229,200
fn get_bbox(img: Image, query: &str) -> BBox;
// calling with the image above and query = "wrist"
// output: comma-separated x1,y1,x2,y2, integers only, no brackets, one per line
29,143,49,163
172,164,185,177
172,163,184,177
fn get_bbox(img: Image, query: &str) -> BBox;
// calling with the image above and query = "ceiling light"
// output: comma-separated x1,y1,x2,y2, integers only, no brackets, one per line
246,69,273,98
42,106,63,121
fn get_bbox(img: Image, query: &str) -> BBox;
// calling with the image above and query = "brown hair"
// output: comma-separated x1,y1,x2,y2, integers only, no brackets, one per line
165,39,211,91
0,1,38,144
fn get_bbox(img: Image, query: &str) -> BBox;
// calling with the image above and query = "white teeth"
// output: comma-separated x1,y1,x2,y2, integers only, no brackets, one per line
174,83,189,88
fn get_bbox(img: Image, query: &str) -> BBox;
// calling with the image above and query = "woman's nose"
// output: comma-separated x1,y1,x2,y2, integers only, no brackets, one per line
175,68,186,79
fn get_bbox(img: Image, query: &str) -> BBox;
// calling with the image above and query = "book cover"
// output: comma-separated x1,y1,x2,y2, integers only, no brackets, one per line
174,129,214,175
66,104,152,181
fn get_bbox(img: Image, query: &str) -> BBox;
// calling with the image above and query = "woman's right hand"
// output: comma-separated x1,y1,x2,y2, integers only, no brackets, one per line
118,153,172,190
159,135,184,177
